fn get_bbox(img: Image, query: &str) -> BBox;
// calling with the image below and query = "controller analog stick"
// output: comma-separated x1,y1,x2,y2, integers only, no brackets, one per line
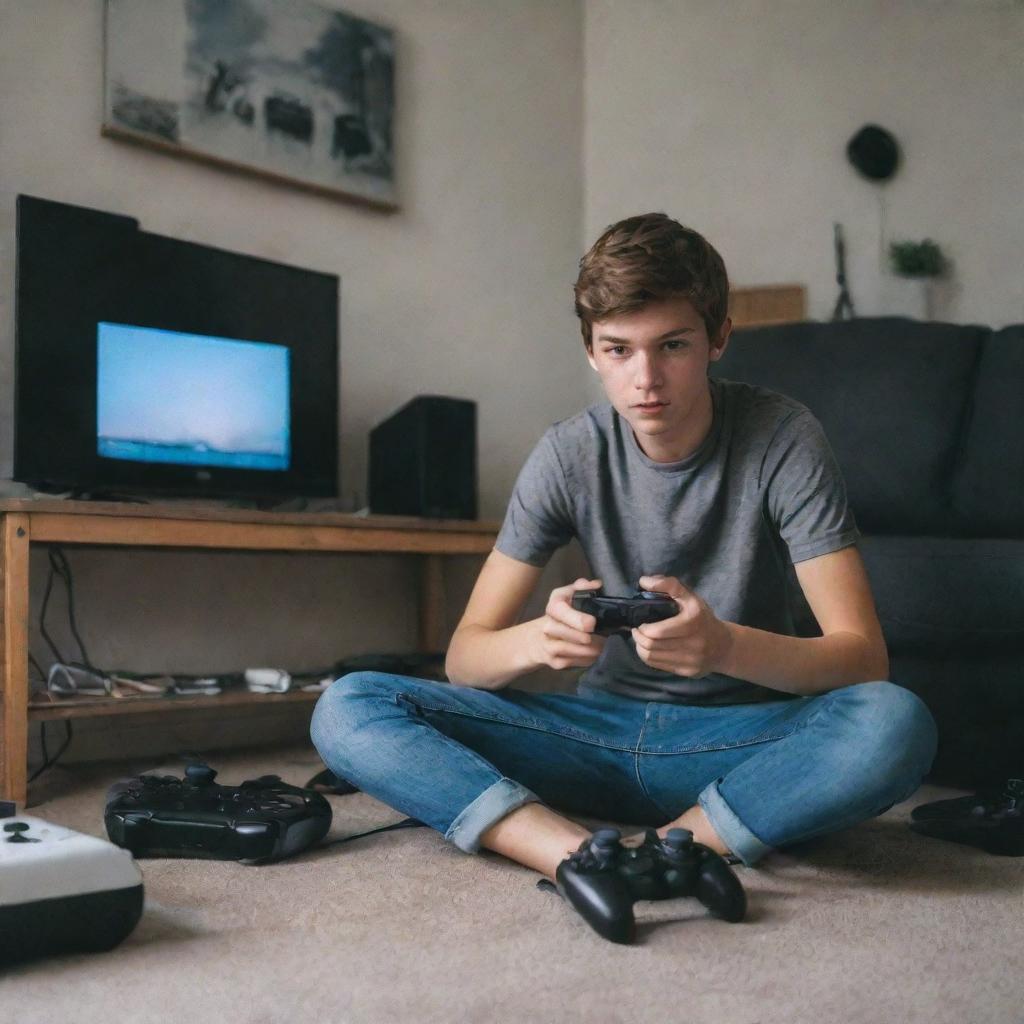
590,828,621,849
663,828,694,849
185,764,217,786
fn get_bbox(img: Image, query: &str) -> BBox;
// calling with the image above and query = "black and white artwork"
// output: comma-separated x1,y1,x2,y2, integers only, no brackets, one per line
103,0,396,209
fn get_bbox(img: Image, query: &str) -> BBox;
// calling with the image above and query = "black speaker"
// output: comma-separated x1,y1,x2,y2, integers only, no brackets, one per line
368,395,477,519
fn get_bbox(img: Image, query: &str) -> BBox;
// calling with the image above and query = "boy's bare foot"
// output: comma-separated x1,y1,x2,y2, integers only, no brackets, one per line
479,803,592,880
656,805,732,858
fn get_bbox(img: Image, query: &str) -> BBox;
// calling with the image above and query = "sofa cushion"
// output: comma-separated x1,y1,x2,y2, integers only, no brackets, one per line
890,653,1024,787
712,318,986,534
859,535,1024,654
950,325,1024,536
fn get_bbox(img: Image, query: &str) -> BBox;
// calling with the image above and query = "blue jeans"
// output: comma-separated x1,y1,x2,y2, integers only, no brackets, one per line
309,673,937,866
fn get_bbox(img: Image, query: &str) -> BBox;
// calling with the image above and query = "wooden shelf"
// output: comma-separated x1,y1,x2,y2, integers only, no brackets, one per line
0,499,499,804
28,687,323,722
729,284,807,328
0,498,500,555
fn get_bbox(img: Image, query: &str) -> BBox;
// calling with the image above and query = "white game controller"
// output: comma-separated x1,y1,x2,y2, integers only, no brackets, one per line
0,805,144,964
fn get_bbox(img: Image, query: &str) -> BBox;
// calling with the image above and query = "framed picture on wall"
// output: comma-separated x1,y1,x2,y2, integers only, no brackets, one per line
102,0,396,210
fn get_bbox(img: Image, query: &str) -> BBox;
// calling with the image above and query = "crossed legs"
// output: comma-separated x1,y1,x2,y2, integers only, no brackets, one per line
310,673,937,876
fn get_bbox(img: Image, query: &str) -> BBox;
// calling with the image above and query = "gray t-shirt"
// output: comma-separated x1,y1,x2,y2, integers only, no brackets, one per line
495,377,859,705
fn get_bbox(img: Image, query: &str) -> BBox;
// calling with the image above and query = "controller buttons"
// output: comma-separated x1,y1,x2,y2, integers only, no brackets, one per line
257,800,294,812
4,821,40,843
619,851,655,877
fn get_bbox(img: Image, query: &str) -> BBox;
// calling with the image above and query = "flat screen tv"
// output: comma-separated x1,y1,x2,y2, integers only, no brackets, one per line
14,195,338,500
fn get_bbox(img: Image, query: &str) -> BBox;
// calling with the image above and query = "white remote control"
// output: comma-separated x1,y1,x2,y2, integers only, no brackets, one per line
0,810,144,964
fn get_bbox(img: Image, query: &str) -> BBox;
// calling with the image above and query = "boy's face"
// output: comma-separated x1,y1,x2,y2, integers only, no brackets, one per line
586,296,730,462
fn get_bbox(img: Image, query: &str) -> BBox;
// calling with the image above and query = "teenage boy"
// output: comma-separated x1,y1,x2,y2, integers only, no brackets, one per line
311,213,937,879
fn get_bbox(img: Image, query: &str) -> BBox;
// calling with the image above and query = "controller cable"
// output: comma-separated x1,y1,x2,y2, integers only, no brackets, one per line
40,547,97,671
29,650,75,784
298,773,426,847
316,817,427,847
29,547,86,783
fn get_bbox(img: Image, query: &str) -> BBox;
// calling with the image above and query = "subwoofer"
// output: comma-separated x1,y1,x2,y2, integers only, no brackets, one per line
368,395,477,519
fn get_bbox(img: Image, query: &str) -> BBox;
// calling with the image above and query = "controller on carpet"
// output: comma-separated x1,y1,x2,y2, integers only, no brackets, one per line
0,810,144,964
553,826,746,943
909,777,1024,856
571,589,678,636
104,762,332,865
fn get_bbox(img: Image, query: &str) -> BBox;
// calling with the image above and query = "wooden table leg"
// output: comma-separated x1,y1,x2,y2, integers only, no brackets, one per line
0,514,30,806
418,554,446,653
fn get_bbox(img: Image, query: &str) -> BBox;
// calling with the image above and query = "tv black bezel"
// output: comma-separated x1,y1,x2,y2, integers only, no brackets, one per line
14,194,339,501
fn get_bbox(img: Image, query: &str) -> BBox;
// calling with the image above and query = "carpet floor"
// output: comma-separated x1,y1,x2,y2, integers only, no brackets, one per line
3,743,1022,1024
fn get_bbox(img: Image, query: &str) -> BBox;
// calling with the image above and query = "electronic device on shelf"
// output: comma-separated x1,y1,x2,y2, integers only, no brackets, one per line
369,395,478,520
0,807,144,964
547,826,746,944
14,194,338,501
104,763,333,865
571,588,678,635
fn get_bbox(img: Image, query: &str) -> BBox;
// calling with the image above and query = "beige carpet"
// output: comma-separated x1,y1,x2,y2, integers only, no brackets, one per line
3,743,1023,1024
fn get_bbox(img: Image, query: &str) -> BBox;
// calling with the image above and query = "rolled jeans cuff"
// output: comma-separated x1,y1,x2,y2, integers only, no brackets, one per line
444,777,541,853
698,777,773,867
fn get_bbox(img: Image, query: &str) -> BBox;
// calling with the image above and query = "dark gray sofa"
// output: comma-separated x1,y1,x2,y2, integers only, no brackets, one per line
712,317,1024,788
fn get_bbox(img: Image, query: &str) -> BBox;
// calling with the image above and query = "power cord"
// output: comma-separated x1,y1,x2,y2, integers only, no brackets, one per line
30,545,89,783
40,546,96,671
27,649,72,785
29,652,47,681
29,721,74,784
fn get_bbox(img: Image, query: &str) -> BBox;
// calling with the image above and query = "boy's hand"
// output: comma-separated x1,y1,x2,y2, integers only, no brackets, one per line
631,574,733,678
530,578,606,671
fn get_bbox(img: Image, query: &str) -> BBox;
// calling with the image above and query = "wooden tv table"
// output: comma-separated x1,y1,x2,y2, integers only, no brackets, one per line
0,498,498,805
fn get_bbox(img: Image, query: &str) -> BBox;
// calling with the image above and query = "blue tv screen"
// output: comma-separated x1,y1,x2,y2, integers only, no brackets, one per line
15,195,338,498
97,322,291,472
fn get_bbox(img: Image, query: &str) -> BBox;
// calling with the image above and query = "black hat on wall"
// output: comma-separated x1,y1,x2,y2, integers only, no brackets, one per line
846,124,901,181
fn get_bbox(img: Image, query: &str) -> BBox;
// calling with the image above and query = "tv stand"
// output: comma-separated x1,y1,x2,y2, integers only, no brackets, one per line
0,498,498,805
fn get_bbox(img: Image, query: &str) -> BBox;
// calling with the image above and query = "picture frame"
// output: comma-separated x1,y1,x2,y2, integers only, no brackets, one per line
102,0,397,210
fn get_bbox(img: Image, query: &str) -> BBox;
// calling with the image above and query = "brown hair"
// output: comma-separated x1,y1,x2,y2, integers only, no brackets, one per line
574,213,730,349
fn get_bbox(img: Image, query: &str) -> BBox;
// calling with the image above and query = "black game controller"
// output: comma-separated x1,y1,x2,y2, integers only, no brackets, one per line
571,588,678,636
554,826,746,943
910,778,1024,856
104,763,332,865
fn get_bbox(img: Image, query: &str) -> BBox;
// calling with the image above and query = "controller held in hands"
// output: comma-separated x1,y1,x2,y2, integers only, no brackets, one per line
571,588,678,636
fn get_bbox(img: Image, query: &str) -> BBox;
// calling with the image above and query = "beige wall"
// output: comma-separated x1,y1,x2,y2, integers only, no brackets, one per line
0,0,587,765
583,0,1024,328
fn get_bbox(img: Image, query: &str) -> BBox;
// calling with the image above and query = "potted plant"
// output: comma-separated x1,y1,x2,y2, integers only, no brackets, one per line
888,239,949,319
